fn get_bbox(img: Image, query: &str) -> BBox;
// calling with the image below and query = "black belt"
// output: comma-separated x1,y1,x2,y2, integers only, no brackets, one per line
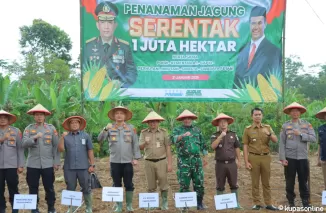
249,152,269,156
146,157,166,163
216,159,235,164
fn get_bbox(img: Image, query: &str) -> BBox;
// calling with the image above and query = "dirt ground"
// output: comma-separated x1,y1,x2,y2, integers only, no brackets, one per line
4,154,325,212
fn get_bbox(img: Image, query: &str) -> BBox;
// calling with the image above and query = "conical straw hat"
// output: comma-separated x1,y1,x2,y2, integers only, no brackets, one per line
108,106,133,121
27,104,51,115
0,110,17,125
176,109,198,121
62,116,87,131
212,113,234,126
142,111,165,123
315,107,326,120
283,102,306,115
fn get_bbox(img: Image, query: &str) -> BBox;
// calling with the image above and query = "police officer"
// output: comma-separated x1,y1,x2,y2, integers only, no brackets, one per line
210,113,241,209
139,111,172,210
84,1,137,88
242,107,279,210
0,110,24,213
97,106,141,212
316,107,326,190
22,104,60,213
58,116,95,213
279,102,317,207
171,109,208,210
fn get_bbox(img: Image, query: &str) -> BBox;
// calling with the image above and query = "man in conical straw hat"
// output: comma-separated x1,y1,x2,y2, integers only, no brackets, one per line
242,107,279,210
0,110,24,213
279,102,316,208
210,113,242,209
171,109,208,210
58,115,95,213
316,107,326,191
98,106,141,212
139,111,172,210
22,104,60,213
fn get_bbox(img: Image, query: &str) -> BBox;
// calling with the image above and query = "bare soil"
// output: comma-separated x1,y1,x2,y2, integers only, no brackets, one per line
4,154,325,212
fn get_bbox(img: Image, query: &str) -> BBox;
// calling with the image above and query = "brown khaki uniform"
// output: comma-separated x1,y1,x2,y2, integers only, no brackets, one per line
242,123,275,206
211,130,240,191
139,128,170,192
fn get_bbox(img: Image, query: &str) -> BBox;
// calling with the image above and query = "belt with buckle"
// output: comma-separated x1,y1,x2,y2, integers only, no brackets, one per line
216,159,235,164
249,152,269,156
145,157,166,163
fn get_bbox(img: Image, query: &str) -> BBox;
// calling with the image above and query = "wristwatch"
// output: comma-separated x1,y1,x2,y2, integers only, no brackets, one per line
267,133,272,137
90,164,95,168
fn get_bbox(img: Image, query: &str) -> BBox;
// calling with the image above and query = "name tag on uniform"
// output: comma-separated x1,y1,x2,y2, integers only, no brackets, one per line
82,139,86,145
156,142,161,148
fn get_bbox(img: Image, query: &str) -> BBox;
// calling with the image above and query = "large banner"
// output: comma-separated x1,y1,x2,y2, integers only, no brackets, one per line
81,0,286,102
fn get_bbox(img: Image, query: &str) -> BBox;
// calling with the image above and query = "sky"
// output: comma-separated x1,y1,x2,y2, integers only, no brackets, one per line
0,0,325,70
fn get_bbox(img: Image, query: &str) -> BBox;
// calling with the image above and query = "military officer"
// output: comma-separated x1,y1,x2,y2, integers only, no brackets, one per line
279,102,317,207
97,106,141,212
84,1,137,88
139,111,172,210
171,109,208,210
242,107,279,210
58,116,95,213
316,107,326,190
210,113,241,209
22,104,60,213
0,110,24,213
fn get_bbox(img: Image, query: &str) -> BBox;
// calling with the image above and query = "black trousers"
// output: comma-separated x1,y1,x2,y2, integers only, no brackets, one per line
0,169,19,210
26,167,56,210
110,163,134,191
285,158,309,202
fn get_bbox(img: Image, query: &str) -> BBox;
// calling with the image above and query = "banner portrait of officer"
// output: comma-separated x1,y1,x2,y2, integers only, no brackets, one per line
84,1,137,88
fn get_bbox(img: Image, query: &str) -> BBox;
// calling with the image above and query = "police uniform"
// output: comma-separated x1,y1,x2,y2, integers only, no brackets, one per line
139,111,171,210
61,116,93,213
279,102,317,207
0,110,24,213
97,106,141,212
84,2,137,88
22,104,60,213
171,110,208,210
242,123,275,207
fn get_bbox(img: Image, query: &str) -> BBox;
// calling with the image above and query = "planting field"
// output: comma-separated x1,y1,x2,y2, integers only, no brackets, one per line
4,154,325,212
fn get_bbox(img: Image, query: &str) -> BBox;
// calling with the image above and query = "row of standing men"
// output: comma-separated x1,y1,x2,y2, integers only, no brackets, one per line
0,102,326,212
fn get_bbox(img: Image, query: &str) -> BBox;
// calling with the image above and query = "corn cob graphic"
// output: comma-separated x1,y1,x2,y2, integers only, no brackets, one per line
246,84,262,102
270,74,282,93
88,66,107,98
99,81,114,101
83,71,90,91
257,74,278,102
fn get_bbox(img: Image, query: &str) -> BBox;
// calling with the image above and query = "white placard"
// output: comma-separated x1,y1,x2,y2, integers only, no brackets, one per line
139,193,159,208
61,190,83,207
13,194,37,210
175,192,197,208
214,193,237,210
322,191,326,205
102,187,124,202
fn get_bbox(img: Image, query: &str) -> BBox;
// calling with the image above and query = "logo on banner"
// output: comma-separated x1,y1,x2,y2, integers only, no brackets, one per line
164,90,184,97
186,90,202,97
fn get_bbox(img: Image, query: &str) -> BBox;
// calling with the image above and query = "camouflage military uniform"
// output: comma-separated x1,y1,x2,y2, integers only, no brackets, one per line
171,125,208,199
84,36,137,88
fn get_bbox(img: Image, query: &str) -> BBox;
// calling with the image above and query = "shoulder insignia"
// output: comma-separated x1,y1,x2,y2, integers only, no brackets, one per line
286,126,292,129
246,125,251,129
118,38,129,45
86,37,96,43
263,124,271,127
133,128,137,134
53,129,58,136
159,128,167,132
141,128,148,133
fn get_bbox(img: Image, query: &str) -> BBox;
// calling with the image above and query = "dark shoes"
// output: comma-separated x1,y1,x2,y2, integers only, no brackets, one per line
265,205,279,210
289,201,295,207
302,200,311,208
252,205,264,210
31,210,40,213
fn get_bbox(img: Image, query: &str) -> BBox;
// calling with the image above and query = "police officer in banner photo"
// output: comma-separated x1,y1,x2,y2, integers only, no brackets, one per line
84,1,137,88
279,102,316,208
210,113,241,209
97,106,141,213
171,110,208,210
0,110,25,213
22,104,60,213
242,107,279,211
139,111,173,210
58,116,95,213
